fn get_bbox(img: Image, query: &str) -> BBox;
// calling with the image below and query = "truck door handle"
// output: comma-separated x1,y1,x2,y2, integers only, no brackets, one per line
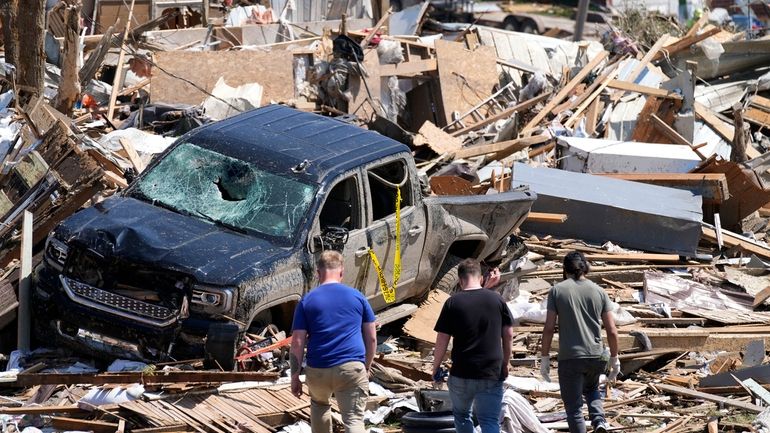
355,247,370,258
408,226,424,236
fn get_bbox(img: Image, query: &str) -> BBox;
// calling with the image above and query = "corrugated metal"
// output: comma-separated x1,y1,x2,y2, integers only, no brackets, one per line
513,163,703,255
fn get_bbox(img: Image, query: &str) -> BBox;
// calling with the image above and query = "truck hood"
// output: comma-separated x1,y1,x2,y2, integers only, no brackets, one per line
55,196,291,285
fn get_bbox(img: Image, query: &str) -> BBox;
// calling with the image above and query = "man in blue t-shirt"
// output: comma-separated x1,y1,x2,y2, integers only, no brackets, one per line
290,250,377,433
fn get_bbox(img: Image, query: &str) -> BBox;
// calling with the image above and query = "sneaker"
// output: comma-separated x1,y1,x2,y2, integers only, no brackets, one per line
594,420,610,433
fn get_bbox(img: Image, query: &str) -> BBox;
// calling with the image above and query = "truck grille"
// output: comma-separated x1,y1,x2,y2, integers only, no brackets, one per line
61,276,177,326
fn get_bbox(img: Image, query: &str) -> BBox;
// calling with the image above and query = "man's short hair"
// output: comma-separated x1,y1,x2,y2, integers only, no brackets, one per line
457,258,482,279
317,250,344,270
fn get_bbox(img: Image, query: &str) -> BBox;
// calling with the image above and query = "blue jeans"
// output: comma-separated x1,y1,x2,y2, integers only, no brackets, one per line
448,375,504,433
558,358,607,433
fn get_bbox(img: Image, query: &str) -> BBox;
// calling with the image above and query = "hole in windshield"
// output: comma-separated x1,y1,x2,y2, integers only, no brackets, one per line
132,142,317,242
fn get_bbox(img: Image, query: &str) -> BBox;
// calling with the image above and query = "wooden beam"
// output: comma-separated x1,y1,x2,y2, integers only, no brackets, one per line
451,92,551,137
607,80,683,99
649,114,691,145
521,51,609,133
694,101,734,142
0,405,84,415
13,371,279,386
565,66,620,128
526,212,568,224
454,134,551,159
651,27,721,62
582,253,682,263
753,286,770,308
597,172,729,204
106,0,136,121
118,138,145,173
51,417,119,433
625,34,670,84
655,383,763,413
637,317,707,326
702,226,770,261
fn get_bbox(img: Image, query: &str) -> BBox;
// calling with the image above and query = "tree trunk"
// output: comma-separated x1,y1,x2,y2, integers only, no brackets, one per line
0,0,17,68
15,0,45,101
54,4,80,116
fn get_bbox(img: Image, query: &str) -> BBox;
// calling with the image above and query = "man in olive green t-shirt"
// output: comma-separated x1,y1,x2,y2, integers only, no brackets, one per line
540,251,619,433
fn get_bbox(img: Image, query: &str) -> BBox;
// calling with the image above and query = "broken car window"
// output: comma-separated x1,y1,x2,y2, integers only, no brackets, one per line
368,160,412,221
133,142,316,242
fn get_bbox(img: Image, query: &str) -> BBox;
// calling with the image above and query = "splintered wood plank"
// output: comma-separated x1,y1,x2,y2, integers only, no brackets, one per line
607,80,683,99
403,290,450,344
651,27,721,62
450,92,550,136
521,50,608,133
526,212,568,224
434,39,499,127
744,107,770,126
454,134,551,159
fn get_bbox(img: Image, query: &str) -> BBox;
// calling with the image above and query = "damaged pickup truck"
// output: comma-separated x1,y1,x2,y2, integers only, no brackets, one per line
34,105,535,368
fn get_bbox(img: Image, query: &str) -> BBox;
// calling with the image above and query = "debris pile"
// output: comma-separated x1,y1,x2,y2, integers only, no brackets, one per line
0,1,769,432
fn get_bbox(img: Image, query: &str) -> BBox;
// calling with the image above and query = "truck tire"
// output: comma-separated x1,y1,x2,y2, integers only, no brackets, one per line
204,323,240,371
432,254,463,294
402,411,455,429
502,16,517,31
520,18,538,34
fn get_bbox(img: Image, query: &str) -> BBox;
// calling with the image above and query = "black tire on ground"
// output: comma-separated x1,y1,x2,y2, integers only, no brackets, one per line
402,427,456,433
520,19,538,34
432,254,464,294
204,323,240,371
401,411,456,429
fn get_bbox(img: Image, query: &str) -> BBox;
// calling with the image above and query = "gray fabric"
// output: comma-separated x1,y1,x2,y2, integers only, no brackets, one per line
558,358,606,433
547,279,610,361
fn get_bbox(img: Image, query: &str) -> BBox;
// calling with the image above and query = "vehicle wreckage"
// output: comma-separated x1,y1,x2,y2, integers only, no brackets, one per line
33,105,535,368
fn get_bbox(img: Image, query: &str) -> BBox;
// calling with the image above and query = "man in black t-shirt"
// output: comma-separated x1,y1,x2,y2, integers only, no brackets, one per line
432,259,514,433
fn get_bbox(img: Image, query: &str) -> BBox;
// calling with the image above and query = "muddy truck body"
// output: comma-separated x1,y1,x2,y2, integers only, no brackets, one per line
33,105,535,365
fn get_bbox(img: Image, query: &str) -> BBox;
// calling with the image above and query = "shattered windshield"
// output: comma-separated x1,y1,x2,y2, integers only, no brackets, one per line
133,142,316,242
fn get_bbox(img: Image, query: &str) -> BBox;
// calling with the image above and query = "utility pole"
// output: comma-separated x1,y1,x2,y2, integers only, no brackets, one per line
574,0,589,42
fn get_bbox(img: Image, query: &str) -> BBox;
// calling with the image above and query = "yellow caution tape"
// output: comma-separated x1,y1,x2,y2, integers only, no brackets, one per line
367,187,401,304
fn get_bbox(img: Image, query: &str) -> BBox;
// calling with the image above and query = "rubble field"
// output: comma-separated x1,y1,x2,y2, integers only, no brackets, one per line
0,1,770,433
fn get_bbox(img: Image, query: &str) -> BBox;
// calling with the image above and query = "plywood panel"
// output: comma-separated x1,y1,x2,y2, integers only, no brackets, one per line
151,50,295,106
97,0,152,33
434,39,499,127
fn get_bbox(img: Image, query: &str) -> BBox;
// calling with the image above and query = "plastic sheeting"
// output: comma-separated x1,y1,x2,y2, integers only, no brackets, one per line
136,142,316,239
500,388,551,433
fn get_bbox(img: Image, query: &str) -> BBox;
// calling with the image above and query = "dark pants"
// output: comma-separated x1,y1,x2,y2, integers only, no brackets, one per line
558,358,606,433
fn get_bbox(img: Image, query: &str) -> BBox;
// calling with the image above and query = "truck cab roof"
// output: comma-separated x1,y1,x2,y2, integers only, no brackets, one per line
185,104,411,184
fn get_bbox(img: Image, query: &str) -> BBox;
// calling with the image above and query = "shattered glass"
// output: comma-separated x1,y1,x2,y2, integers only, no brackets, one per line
134,142,316,241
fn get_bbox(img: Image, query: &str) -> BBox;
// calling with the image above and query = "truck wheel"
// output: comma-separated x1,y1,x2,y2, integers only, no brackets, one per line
432,254,463,294
204,323,240,371
502,16,517,31
520,19,538,34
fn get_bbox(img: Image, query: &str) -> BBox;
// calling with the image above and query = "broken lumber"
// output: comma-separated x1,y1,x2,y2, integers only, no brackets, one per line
702,225,770,261
655,383,764,413
13,371,279,386
451,92,551,137
607,80,683,100
526,212,567,224
521,51,608,133
51,417,119,433
454,134,551,159
651,27,721,62
597,173,729,204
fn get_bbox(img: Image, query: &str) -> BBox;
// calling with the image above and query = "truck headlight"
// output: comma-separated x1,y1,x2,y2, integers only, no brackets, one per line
45,236,69,271
191,285,234,314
